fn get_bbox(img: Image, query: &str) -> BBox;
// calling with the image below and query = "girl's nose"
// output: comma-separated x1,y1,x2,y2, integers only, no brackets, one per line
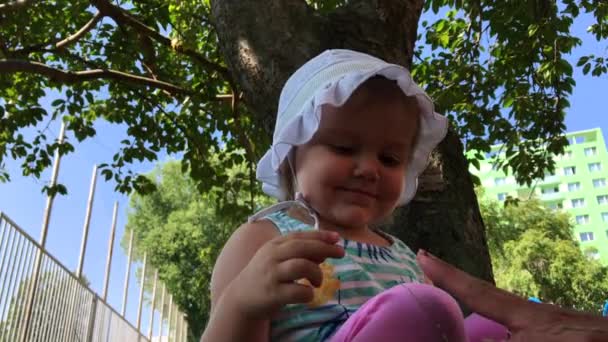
353,154,380,181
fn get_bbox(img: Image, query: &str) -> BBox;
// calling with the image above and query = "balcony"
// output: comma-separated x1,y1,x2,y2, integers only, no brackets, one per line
539,175,561,184
540,191,564,201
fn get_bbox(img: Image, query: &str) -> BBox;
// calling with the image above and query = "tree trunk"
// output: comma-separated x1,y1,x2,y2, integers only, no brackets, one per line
211,0,494,285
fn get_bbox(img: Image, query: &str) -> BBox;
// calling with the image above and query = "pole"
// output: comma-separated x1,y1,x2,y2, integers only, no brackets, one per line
158,284,166,339
136,253,147,332
22,120,66,342
102,202,119,301
40,121,66,247
148,269,158,339
167,296,173,341
121,229,134,316
77,165,98,278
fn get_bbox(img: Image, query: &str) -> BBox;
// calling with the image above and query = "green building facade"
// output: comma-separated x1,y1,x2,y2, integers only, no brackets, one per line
472,128,608,264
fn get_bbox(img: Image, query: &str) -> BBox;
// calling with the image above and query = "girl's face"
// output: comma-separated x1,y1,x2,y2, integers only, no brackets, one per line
293,82,419,230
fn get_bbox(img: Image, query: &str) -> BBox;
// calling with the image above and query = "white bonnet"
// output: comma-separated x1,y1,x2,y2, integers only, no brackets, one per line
256,49,448,205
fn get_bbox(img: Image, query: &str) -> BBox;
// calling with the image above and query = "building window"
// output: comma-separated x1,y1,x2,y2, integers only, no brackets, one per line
571,198,585,208
497,193,507,201
586,251,600,260
593,178,607,188
546,202,563,210
579,231,594,241
576,214,590,225
598,195,608,205
567,182,581,192
602,212,608,222
494,177,506,186
588,162,602,172
541,186,559,194
569,136,586,144
561,150,573,160
564,166,576,175
584,147,597,156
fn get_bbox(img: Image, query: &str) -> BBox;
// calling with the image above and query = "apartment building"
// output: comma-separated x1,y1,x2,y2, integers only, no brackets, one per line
472,128,608,263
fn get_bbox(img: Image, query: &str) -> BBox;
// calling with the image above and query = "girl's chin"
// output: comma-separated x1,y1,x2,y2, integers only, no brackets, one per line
328,209,376,228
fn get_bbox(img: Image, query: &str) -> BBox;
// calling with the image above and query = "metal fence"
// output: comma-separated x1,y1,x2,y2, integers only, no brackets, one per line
0,212,190,342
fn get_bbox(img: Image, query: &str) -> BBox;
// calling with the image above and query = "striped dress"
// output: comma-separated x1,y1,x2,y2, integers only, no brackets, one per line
263,210,424,341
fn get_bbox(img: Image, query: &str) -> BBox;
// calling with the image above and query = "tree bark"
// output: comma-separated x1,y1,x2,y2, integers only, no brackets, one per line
211,0,494,284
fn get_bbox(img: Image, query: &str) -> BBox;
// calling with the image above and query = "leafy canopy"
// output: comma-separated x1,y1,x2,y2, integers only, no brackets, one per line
414,0,607,185
0,0,606,196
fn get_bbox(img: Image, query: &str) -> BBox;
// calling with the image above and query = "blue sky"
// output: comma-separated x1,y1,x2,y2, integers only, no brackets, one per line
1,10,607,334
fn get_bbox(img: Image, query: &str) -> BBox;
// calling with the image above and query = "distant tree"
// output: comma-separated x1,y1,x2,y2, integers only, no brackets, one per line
124,154,271,337
479,194,608,313
0,270,92,341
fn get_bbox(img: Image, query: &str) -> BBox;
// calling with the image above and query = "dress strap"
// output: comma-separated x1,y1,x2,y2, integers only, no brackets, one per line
248,192,320,229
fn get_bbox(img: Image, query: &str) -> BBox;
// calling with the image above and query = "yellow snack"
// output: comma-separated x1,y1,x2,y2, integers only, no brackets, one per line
298,262,341,307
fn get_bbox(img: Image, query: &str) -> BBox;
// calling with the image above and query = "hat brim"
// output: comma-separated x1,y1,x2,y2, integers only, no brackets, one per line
257,61,448,205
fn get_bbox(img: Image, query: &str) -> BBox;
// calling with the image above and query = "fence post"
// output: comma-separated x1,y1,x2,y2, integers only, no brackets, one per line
85,295,98,342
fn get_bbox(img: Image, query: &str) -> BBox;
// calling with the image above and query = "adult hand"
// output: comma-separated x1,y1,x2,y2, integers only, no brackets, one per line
417,250,608,342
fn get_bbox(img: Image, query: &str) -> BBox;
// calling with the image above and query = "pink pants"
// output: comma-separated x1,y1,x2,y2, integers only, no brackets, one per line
330,283,509,342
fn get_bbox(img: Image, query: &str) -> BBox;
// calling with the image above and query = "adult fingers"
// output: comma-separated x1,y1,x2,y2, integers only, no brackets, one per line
416,250,542,330
509,320,608,342
417,250,608,339
275,239,345,263
276,258,323,287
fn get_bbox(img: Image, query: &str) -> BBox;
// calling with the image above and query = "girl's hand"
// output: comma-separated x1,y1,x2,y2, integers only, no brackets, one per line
417,250,608,342
227,230,345,319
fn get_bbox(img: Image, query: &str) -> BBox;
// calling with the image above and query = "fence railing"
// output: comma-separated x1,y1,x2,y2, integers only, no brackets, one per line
0,212,190,342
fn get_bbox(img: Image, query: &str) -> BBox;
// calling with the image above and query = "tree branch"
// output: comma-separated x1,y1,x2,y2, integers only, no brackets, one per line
15,12,104,55
0,59,191,95
55,12,104,50
90,0,233,83
0,0,31,13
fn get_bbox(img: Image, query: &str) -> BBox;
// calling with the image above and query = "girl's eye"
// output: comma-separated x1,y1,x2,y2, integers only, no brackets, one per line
329,144,354,155
379,154,402,167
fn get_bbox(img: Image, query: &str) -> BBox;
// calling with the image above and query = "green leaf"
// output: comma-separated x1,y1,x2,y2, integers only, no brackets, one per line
583,63,591,75
528,24,539,37
51,99,64,107
577,56,590,67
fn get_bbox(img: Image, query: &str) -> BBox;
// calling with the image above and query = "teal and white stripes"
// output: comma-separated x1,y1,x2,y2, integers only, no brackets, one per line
264,210,423,341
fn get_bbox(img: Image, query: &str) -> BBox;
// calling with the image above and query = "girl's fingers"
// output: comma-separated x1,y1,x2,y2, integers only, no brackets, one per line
276,282,315,305
275,239,345,263
276,258,323,287
280,230,341,244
